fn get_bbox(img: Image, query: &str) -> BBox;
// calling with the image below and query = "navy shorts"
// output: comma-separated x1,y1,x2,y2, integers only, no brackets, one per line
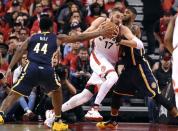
12,61,61,97
113,62,161,97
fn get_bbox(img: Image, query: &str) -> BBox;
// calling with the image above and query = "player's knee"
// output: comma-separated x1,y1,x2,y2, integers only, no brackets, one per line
80,90,93,103
106,71,118,83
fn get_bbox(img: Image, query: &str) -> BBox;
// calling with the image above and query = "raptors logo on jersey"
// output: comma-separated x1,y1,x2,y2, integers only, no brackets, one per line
93,36,119,64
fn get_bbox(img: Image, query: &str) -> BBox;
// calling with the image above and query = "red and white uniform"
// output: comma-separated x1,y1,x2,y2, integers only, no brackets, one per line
87,36,119,86
172,15,178,92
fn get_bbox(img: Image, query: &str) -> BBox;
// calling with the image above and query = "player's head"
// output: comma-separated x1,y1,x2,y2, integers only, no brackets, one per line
123,6,137,23
109,8,123,25
39,15,53,32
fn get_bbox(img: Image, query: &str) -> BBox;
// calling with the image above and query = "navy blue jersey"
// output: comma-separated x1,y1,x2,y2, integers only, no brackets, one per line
27,32,57,66
120,45,145,67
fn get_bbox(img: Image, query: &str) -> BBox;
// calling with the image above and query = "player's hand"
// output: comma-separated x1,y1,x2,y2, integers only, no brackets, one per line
98,22,119,38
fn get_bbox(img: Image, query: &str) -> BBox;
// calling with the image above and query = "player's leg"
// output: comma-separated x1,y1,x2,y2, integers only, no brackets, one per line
86,52,118,121
96,70,133,129
62,88,94,112
138,62,178,120
96,92,122,129
0,62,36,124
0,91,22,124
43,67,68,130
94,71,118,106
153,93,178,117
51,87,69,130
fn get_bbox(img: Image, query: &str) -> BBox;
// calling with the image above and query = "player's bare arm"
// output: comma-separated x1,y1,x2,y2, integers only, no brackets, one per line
57,22,117,45
117,25,143,49
132,25,141,38
84,17,108,32
164,15,176,54
7,38,29,71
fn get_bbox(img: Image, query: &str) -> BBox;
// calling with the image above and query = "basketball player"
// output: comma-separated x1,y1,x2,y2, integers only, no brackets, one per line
97,7,178,129
0,16,115,130
164,15,178,109
42,9,123,127
60,8,144,122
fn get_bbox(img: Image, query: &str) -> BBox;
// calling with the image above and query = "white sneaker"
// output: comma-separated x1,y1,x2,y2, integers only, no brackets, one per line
85,107,103,121
44,110,55,128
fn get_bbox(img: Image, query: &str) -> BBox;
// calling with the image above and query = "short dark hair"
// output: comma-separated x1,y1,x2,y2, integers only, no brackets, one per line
127,6,137,15
39,16,53,31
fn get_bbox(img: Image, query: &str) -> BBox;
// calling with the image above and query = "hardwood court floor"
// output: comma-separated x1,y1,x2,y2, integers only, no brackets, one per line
1,122,178,131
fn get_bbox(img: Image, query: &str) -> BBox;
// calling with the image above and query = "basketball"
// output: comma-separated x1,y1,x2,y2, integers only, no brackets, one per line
99,21,119,38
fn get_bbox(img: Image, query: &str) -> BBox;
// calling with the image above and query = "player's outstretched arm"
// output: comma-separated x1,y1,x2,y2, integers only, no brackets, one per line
164,15,176,54
8,38,29,70
57,22,116,45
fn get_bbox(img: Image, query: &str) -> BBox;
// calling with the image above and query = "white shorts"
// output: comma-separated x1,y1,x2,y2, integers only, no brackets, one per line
90,51,116,78
172,47,178,90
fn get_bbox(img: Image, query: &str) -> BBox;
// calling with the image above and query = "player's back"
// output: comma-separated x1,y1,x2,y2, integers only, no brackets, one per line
28,32,57,66
93,36,119,64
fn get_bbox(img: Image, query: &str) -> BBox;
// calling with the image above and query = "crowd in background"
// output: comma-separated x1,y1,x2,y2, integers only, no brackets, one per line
0,0,176,123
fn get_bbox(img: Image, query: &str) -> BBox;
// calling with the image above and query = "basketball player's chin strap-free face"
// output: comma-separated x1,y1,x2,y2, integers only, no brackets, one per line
110,12,123,26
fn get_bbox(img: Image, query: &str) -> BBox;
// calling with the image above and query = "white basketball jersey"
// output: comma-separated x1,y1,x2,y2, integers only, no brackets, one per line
93,36,119,64
173,15,178,49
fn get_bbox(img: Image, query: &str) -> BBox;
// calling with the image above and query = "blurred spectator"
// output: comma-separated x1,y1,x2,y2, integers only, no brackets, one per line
148,50,172,123
0,44,8,68
19,27,29,42
0,43,12,86
52,0,63,15
0,72,10,105
153,11,172,53
7,33,19,63
105,0,126,13
57,2,81,32
0,0,5,17
161,0,174,13
28,2,43,28
7,0,21,13
85,2,104,25
15,12,29,27
70,47,92,92
29,0,42,16
63,11,87,34
11,22,22,37
0,17,11,42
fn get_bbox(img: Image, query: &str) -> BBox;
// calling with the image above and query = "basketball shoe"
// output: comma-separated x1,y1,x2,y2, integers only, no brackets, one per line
85,106,103,121
96,120,118,129
52,120,68,131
